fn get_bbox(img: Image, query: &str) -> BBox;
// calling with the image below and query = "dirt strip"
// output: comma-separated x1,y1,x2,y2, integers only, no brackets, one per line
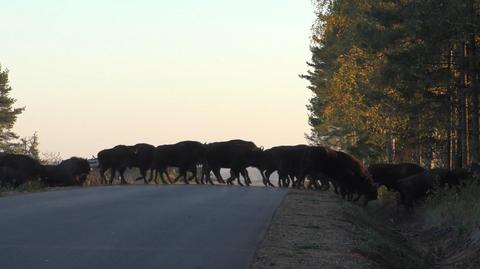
250,189,379,269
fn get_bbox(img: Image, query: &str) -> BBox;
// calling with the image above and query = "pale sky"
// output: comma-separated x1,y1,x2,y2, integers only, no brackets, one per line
1,0,314,159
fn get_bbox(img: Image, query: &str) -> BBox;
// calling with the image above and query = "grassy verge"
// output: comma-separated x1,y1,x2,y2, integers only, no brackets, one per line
349,179,480,268
0,180,47,196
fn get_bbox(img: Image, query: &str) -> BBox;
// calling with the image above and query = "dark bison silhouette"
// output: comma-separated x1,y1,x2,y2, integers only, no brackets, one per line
97,145,136,184
301,146,378,205
253,145,310,188
152,141,205,185
203,139,261,186
43,157,91,186
430,168,470,188
130,143,155,184
368,163,425,191
396,170,438,210
0,153,44,187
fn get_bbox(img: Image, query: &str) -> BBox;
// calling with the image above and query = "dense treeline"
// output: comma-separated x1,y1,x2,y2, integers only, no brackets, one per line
303,0,480,169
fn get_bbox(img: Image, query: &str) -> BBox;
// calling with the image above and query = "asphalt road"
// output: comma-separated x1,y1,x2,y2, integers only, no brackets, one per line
0,185,287,269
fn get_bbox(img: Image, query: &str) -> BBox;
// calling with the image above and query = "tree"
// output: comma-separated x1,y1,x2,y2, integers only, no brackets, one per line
17,132,40,159
0,65,25,152
304,0,480,168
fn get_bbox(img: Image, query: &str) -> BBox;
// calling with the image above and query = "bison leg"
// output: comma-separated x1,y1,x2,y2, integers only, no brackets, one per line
332,181,339,194
202,166,214,185
307,177,316,189
159,171,170,184
212,168,225,184
189,166,201,184
119,168,128,184
340,187,347,199
109,169,116,185
294,175,305,189
353,193,362,202
176,167,189,184
187,169,198,184
226,170,235,185
244,169,252,185
284,176,292,188
153,169,160,184
264,170,275,187
99,167,107,185
173,169,188,185
203,171,214,185
320,178,330,190
135,168,149,184
260,170,268,186
234,170,244,187
191,173,200,184
241,169,250,186
148,169,154,183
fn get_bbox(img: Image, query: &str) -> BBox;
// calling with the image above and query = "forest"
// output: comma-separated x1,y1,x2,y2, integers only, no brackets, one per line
303,0,480,169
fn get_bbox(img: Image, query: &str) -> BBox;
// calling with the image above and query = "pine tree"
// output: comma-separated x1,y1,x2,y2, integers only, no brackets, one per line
0,65,25,152
304,0,480,167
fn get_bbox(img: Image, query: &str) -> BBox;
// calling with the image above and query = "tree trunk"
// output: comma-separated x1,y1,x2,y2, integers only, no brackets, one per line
447,46,454,169
447,100,453,169
468,31,479,164
461,42,469,167
386,130,394,163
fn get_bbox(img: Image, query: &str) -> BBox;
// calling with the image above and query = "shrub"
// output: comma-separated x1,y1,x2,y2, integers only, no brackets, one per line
419,179,480,234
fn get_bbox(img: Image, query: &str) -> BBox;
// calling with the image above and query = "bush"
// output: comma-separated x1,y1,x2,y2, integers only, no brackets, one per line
419,179,480,234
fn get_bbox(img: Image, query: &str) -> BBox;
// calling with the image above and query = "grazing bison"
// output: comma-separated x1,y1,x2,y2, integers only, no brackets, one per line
42,157,91,186
0,166,31,188
396,171,438,210
153,141,205,185
430,168,470,188
130,143,155,184
203,139,261,186
368,163,425,191
0,153,44,187
301,147,378,205
97,145,136,184
306,172,335,191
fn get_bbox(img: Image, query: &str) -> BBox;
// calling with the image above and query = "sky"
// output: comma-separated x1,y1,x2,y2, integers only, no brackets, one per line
1,0,315,159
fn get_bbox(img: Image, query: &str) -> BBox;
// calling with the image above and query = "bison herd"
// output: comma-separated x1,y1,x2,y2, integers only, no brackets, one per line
95,140,378,205
0,153,90,188
0,139,474,209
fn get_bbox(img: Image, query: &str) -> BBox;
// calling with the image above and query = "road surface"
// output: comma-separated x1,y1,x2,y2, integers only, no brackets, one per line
0,185,287,269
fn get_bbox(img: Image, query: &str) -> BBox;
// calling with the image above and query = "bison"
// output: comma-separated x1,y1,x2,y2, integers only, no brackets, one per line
0,153,44,187
267,145,310,188
130,143,155,184
152,141,206,185
368,163,425,191
396,171,438,210
300,146,378,205
250,145,310,188
97,145,136,184
430,168,471,188
203,139,261,186
42,157,91,187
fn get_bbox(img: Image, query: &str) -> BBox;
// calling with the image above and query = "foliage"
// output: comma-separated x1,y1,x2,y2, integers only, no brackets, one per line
304,0,480,167
419,180,480,234
0,65,24,152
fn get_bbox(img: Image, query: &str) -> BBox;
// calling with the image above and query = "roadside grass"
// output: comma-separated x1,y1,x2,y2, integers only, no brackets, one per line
0,180,46,196
342,193,433,269
346,179,480,268
418,180,480,235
